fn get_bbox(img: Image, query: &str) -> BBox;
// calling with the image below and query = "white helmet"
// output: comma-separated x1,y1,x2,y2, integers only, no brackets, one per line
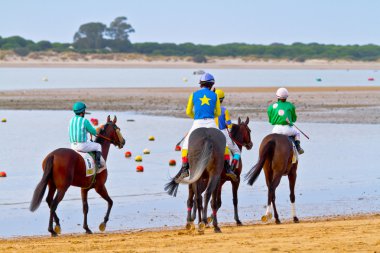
276,87,289,99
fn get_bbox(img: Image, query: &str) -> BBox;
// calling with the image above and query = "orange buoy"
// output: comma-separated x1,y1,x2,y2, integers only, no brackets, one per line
124,151,132,158
136,165,144,172
169,160,176,166
0,171,7,177
175,145,181,151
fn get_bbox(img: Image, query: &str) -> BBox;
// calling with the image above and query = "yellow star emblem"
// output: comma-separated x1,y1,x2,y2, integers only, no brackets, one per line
199,95,211,106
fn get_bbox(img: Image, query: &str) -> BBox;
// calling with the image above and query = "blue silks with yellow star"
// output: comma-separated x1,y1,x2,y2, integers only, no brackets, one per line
186,87,221,119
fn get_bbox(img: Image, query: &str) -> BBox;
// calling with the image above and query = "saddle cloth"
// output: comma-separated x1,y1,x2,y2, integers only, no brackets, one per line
76,151,107,177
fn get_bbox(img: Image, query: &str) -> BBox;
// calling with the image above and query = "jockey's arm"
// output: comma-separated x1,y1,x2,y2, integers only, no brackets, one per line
186,93,194,118
84,119,97,136
225,108,232,129
267,105,273,124
291,104,297,123
214,96,221,117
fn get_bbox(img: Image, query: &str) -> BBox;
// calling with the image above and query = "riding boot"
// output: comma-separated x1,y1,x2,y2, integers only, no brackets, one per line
95,151,104,168
176,162,189,180
294,140,304,154
225,160,238,182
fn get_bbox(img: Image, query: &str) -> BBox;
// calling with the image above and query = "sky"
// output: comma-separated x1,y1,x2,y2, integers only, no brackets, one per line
1,0,379,45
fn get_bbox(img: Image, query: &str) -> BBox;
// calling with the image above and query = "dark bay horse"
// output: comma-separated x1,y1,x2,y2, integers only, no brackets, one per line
189,117,253,226
165,127,226,233
245,133,299,224
30,116,125,237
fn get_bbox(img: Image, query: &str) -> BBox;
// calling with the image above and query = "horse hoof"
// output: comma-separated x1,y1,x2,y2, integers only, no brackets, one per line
207,216,213,224
198,222,206,233
214,227,222,233
275,219,281,224
54,225,61,234
236,220,243,226
293,217,299,223
99,222,106,232
185,222,195,231
50,231,58,237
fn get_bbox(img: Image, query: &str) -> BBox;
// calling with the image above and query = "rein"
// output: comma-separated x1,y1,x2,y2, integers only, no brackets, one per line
227,126,246,147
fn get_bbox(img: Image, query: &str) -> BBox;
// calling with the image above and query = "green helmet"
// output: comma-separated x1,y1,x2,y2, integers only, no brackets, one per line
72,102,86,114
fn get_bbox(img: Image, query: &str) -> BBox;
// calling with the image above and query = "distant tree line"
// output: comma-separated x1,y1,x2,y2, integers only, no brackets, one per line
1,16,380,62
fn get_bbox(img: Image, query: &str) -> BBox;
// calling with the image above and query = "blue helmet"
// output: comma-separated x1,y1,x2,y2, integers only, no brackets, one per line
72,101,86,114
199,73,215,85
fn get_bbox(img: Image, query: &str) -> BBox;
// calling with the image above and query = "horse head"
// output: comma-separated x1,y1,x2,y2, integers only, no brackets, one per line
231,117,253,150
96,115,126,149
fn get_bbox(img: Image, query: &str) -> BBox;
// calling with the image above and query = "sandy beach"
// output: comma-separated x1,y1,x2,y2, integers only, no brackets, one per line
0,86,379,124
0,214,379,252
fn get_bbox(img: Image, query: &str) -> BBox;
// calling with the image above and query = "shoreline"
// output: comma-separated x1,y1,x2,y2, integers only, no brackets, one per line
2,58,380,69
1,86,379,124
0,214,378,252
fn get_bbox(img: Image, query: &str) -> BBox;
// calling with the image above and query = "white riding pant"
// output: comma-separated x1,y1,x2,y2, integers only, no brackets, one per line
71,141,102,152
272,125,300,141
182,119,219,150
221,128,241,156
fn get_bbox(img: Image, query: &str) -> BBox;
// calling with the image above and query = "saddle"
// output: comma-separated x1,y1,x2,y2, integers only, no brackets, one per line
76,151,107,177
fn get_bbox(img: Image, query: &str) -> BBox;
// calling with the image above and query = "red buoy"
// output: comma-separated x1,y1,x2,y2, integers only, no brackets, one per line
175,145,181,151
0,171,7,177
124,151,132,158
368,77,375,81
136,165,144,172
169,160,176,166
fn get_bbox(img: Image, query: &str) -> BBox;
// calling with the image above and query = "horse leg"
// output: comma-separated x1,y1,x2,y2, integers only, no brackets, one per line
269,175,282,224
81,188,92,234
185,184,195,231
203,176,220,233
288,169,299,223
46,183,61,234
232,178,242,226
94,185,113,232
210,180,221,233
48,189,67,237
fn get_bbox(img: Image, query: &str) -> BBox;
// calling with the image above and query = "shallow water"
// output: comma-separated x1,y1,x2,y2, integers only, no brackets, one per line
0,68,379,90
0,110,378,237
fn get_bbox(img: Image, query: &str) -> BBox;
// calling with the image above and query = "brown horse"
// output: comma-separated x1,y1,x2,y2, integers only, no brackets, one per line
188,117,253,226
30,116,125,237
245,133,299,224
165,127,226,233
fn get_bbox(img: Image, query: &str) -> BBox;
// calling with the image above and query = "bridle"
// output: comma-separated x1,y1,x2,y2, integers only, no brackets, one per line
228,123,252,149
96,122,122,146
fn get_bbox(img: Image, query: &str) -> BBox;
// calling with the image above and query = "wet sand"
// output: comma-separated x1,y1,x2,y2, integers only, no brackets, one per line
0,214,379,252
0,86,379,124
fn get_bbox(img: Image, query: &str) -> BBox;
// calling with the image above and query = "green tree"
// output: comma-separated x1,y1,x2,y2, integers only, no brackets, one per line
73,22,107,50
106,16,135,41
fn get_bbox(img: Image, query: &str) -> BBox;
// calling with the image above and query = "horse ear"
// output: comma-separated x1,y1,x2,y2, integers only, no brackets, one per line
238,117,241,124
245,117,249,125
107,115,111,122
113,115,117,124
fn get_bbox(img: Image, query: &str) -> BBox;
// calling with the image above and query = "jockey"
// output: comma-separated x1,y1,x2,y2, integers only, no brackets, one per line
69,102,103,168
267,88,304,154
214,89,239,181
176,73,221,180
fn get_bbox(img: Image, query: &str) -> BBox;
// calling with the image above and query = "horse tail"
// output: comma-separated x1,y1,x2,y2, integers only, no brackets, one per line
30,155,53,212
245,140,275,186
164,137,213,197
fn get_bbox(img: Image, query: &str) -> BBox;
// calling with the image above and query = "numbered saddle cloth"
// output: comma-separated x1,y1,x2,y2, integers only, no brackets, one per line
76,152,107,177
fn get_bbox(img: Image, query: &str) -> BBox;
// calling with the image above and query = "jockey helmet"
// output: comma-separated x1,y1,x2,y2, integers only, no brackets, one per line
199,73,215,87
73,101,86,114
276,87,289,99
215,89,225,100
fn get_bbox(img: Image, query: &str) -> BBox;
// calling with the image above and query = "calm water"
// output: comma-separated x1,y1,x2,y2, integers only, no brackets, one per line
0,110,378,237
0,68,379,90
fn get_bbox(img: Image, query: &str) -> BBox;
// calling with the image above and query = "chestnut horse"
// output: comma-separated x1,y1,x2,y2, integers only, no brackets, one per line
165,127,226,233
245,133,299,224
30,116,125,237
188,117,253,226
